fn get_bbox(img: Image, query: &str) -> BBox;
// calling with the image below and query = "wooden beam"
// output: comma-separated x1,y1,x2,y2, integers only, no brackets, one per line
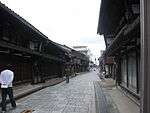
0,41,63,62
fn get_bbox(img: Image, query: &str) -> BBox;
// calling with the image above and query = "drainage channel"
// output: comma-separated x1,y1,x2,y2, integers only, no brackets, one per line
94,81,120,113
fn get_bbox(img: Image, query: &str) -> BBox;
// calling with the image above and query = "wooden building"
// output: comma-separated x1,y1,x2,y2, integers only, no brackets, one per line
97,0,140,99
57,44,89,75
71,49,89,73
0,2,89,85
97,0,150,112
0,2,68,84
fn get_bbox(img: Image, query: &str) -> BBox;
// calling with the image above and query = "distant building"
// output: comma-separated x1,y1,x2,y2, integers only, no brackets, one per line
100,50,105,56
73,46,89,56
73,46,91,70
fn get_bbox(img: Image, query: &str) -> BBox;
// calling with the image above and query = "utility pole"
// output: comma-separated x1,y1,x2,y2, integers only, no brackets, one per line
140,0,150,112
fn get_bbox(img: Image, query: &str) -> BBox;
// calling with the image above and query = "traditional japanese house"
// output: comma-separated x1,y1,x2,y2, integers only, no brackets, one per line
0,2,68,84
71,49,89,73
97,0,140,99
0,2,90,85
56,44,89,75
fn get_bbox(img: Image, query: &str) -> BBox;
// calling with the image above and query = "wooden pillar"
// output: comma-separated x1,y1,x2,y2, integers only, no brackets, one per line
136,47,140,94
115,56,121,85
140,0,150,112
126,54,129,88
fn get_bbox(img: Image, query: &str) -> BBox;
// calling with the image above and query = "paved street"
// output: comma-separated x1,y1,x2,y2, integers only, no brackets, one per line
5,71,99,113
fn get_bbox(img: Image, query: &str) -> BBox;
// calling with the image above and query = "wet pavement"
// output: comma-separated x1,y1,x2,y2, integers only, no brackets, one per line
5,71,98,113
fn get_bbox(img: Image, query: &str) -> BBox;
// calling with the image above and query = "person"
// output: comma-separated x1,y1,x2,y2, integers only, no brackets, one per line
32,62,40,84
65,63,70,83
65,73,69,83
0,64,16,112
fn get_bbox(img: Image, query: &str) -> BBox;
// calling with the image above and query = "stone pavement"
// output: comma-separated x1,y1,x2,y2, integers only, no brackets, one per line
0,77,65,102
0,71,140,113
4,71,98,113
95,78,140,113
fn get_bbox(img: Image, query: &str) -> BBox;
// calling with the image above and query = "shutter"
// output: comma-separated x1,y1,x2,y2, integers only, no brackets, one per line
121,56,127,87
128,52,137,92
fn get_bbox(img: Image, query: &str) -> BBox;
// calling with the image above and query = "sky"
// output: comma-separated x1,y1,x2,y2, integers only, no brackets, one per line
0,0,105,62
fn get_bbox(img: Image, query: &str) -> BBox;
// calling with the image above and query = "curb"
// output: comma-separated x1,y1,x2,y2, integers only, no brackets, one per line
117,86,140,107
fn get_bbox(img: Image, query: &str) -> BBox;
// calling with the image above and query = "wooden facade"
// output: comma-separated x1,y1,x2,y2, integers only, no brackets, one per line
97,0,140,99
97,0,150,112
57,44,89,75
0,2,89,85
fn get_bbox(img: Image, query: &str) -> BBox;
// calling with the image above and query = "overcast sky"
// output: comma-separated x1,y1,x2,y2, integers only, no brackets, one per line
1,0,105,62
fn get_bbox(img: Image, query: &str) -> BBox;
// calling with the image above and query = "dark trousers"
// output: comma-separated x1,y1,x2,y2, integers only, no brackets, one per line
66,75,69,83
1,87,16,111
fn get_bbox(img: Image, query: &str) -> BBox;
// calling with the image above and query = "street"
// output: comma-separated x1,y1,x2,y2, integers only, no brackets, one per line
6,71,99,113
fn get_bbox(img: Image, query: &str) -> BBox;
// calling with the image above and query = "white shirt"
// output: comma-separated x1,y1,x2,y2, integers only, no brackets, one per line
0,69,14,88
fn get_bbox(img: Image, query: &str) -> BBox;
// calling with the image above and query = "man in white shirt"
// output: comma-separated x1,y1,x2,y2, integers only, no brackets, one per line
0,64,16,112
